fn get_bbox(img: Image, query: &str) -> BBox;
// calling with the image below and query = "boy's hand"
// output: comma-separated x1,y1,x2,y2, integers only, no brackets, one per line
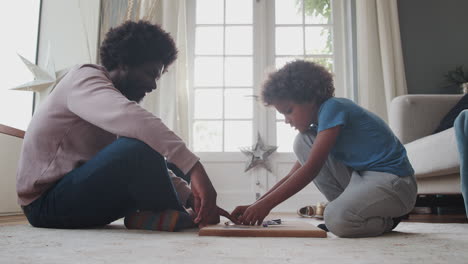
231,205,250,220
238,201,273,226
218,207,240,224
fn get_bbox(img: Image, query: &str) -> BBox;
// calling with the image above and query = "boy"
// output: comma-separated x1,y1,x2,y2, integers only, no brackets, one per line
17,20,232,231
232,60,417,238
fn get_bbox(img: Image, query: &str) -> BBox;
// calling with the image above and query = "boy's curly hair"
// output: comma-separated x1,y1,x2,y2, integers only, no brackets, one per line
100,20,178,71
261,60,335,106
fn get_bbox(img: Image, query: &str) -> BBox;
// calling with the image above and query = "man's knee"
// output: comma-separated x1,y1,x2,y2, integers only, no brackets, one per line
113,138,168,180
117,137,164,160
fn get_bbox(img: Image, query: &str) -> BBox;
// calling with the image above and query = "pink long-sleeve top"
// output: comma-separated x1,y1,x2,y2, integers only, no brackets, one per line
16,64,198,206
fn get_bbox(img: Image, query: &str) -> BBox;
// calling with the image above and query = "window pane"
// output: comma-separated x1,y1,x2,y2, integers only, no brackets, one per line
276,56,333,72
276,121,297,152
275,56,302,69
196,0,223,24
193,121,222,152
225,26,252,55
195,26,223,55
194,89,223,119
0,0,39,130
275,27,303,55
276,108,284,120
225,88,253,119
225,57,252,86
304,0,332,24
305,26,332,55
194,57,223,87
275,0,302,24
226,0,252,24
224,121,252,152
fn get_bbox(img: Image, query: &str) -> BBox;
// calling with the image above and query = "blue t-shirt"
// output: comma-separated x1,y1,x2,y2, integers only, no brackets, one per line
315,97,414,177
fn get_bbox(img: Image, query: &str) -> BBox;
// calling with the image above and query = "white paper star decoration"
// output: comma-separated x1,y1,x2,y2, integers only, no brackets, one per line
240,133,278,172
10,45,69,94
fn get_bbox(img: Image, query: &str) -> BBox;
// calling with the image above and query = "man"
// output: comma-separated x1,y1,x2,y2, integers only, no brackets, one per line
17,20,230,231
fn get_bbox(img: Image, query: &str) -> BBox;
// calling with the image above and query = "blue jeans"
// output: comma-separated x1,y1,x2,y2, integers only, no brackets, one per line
23,137,186,228
454,110,468,217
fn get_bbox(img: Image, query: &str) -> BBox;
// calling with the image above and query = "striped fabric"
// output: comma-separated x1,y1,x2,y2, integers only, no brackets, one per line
124,210,182,232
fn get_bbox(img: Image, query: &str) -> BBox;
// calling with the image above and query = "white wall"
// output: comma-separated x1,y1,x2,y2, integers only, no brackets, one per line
0,0,101,214
36,0,101,105
0,134,23,214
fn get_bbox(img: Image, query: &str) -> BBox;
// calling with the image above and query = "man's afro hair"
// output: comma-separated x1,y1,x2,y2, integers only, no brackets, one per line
100,20,178,71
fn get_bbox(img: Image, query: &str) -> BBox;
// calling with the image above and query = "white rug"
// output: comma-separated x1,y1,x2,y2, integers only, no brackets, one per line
1,216,467,264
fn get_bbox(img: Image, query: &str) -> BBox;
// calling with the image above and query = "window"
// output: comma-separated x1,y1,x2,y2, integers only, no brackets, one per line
273,0,336,152
187,0,347,153
189,0,254,152
0,1,41,130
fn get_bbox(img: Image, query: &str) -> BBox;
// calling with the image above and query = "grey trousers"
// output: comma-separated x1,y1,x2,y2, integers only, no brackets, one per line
294,130,417,238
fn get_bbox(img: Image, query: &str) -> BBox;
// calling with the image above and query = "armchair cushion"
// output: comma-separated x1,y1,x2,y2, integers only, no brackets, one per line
389,94,463,195
406,127,459,179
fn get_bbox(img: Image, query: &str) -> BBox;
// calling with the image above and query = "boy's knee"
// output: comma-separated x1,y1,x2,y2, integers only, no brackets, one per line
324,205,351,237
324,203,362,238
324,204,389,238
293,131,316,160
292,133,303,155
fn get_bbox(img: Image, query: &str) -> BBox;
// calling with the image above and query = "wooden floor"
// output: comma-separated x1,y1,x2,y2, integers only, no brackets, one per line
405,213,467,223
0,213,466,226
0,214,28,226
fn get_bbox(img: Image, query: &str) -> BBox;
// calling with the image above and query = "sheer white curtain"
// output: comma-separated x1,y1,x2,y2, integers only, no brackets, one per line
355,0,408,121
138,0,190,142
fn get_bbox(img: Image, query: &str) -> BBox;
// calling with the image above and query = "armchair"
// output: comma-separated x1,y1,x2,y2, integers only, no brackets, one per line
389,94,463,194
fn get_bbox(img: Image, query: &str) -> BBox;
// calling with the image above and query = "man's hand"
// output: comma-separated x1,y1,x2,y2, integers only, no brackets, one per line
185,193,195,209
199,206,239,226
188,162,217,228
202,206,221,225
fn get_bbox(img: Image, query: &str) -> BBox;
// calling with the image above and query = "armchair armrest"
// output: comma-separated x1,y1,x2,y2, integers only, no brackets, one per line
389,94,463,144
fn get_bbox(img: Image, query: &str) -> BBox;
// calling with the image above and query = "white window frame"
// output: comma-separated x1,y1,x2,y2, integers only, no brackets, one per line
187,0,350,160
186,0,353,209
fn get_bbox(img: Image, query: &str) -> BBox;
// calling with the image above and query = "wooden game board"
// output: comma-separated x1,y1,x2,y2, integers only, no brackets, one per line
199,220,327,238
